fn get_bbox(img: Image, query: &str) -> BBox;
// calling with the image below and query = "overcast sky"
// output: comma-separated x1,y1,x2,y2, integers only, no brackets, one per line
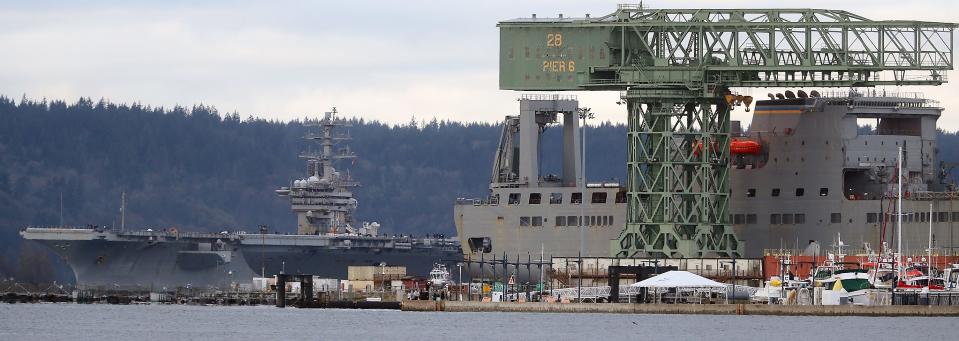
1,0,957,129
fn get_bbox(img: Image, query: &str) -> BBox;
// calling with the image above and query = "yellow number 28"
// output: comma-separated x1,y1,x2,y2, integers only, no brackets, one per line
546,33,563,47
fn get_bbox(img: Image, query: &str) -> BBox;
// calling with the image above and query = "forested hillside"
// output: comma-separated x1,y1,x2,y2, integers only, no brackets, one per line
0,97,627,281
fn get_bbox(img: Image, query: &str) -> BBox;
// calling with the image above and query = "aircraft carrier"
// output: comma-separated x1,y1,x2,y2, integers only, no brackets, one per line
21,108,460,290
455,91,959,274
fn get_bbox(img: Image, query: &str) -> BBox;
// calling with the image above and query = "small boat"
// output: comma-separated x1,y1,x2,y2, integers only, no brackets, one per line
428,263,451,288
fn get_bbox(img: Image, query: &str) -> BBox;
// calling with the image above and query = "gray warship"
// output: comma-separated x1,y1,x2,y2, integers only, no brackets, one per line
238,109,461,279
21,108,460,290
455,91,959,266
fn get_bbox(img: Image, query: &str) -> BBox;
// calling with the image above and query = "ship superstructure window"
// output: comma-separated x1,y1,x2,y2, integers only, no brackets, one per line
529,193,542,205
770,214,781,224
747,189,756,197
941,212,951,222
795,188,805,197
733,214,745,224
567,216,579,226
953,212,959,222
508,193,521,205
782,214,794,224
831,213,841,224
532,216,543,227
549,193,563,204
590,216,597,226
555,216,566,226
771,188,780,197
520,216,530,226
795,214,805,224
609,216,615,225
591,192,607,204
747,214,757,224
571,192,582,204
866,213,878,223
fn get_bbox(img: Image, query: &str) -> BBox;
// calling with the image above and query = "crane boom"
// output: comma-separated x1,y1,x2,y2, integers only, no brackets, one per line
500,6,955,91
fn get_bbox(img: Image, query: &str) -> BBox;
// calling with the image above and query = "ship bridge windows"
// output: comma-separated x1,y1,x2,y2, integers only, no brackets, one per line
571,192,582,204
555,216,566,226
529,193,542,205
519,216,544,227
591,192,607,204
549,193,563,204
508,193,521,205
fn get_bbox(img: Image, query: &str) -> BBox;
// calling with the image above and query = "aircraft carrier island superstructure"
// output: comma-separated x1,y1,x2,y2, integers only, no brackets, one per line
238,109,460,279
456,91,959,273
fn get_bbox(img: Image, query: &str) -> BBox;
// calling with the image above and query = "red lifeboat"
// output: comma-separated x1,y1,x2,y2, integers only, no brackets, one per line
730,139,762,155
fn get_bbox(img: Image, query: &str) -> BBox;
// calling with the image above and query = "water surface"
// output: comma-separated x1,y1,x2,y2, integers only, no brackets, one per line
0,304,950,340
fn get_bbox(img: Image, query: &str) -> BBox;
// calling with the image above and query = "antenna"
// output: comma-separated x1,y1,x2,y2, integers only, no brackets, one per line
120,191,126,232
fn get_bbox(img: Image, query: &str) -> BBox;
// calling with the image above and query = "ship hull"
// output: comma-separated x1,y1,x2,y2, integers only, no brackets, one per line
240,243,461,278
22,229,255,291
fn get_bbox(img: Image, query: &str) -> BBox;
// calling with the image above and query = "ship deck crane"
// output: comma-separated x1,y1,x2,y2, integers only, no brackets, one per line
498,5,956,258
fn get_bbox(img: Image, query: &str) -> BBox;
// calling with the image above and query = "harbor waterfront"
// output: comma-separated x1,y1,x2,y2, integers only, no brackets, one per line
0,304,956,341
401,301,959,317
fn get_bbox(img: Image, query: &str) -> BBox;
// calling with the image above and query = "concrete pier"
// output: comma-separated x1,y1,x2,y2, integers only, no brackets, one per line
401,301,959,317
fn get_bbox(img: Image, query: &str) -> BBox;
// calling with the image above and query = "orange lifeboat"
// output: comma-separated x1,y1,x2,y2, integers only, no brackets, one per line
692,140,718,156
730,139,761,155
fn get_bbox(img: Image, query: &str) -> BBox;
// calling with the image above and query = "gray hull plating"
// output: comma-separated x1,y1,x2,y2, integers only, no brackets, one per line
240,245,460,278
23,228,255,290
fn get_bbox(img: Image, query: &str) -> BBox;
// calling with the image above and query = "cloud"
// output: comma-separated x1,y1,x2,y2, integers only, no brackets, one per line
0,0,956,128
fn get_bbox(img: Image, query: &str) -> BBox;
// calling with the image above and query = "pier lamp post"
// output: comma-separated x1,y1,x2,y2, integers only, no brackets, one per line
456,262,464,301
577,107,593,303
721,259,737,304
379,262,387,298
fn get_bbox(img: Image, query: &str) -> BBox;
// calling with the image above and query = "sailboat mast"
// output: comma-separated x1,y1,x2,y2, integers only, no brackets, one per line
928,202,933,281
897,146,903,279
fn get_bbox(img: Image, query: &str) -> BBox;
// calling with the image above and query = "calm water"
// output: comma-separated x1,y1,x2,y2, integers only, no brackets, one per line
0,303,951,340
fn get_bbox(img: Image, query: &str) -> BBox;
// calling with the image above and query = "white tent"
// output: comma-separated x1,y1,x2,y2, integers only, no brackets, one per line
631,271,728,304
631,271,727,288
